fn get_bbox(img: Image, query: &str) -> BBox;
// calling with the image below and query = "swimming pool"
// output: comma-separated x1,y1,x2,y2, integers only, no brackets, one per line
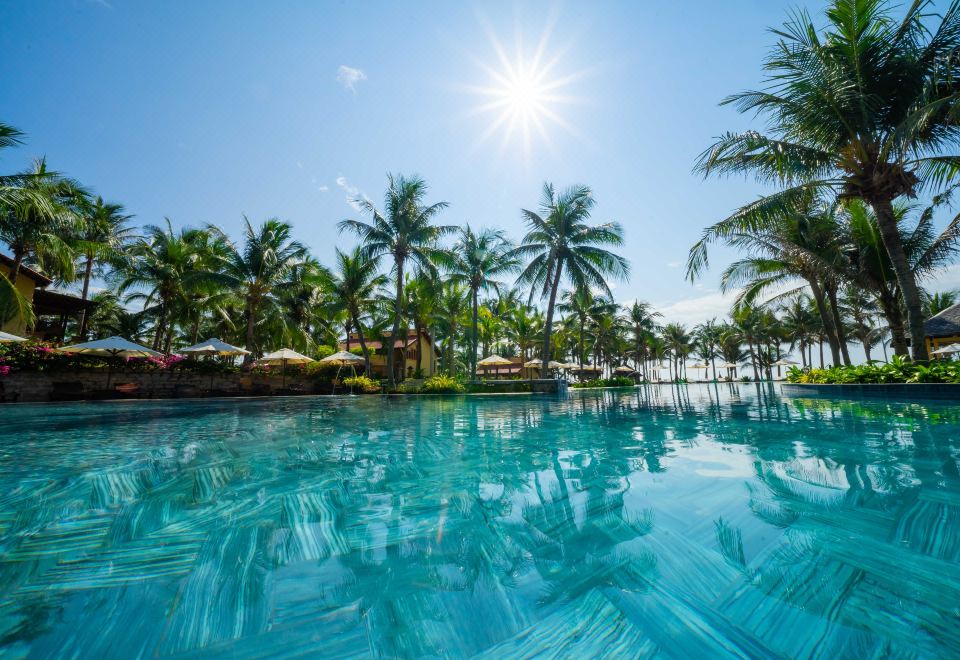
0,385,957,657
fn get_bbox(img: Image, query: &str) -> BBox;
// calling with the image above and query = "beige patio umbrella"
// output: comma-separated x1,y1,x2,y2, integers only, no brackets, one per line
260,348,314,387
0,330,27,342
318,350,366,393
613,365,635,374
181,338,250,390
477,354,512,379
58,335,161,388
771,358,800,378
688,362,710,381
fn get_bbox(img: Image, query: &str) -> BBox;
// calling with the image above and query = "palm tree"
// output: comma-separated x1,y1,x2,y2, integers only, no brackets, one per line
436,281,469,376
694,318,722,380
117,221,217,351
339,174,453,385
695,0,960,361
211,218,311,360
0,158,83,285
405,273,442,377
329,247,386,376
449,226,516,378
512,183,628,377
781,295,819,367
661,322,691,382
926,290,959,317
72,197,135,339
624,301,661,378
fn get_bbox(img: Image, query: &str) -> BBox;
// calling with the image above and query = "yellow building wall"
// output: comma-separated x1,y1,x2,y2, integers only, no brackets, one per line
402,334,437,377
0,262,37,335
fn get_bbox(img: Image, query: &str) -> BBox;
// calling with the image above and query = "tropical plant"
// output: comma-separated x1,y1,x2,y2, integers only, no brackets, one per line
449,226,516,377
695,0,960,361
329,247,386,375
339,174,453,385
512,183,628,377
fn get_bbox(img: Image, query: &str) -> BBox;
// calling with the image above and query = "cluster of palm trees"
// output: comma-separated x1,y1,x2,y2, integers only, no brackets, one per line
1,132,644,384
691,0,960,363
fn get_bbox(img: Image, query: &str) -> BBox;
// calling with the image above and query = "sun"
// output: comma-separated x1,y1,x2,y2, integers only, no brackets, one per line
461,21,584,160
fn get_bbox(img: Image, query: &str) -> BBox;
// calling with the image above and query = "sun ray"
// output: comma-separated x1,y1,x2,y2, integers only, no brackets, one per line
460,14,587,162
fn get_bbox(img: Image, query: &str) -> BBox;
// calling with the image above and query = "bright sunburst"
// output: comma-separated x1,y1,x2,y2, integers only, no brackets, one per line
462,19,585,160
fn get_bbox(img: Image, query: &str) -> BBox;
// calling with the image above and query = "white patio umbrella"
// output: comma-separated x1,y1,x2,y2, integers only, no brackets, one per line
58,336,161,388
931,343,960,356
688,362,710,381
260,348,314,387
181,338,250,390
0,330,27,342
717,361,739,380
181,338,250,357
613,365,636,374
318,350,366,393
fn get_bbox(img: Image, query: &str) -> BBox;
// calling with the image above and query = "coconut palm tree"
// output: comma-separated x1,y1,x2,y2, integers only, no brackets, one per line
117,220,218,351
0,158,83,285
695,0,960,361
339,174,453,385
210,218,311,360
436,281,469,376
624,301,661,378
449,226,516,378
329,247,386,376
72,197,135,339
512,183,629,377
926,290,959,317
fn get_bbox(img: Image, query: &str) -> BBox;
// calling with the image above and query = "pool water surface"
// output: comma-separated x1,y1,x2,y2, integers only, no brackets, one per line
0,385,957,657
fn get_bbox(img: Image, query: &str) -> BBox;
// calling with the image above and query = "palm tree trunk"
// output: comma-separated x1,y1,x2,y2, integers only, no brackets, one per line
808,278,842,366
879,295,909,357
539,260,564,378
244,298,257,362
871,198,929,362
387,262,404,386
77,256,94,339
352,313,372,376
9,253,23,286
826,284,851,365
471,287,479,379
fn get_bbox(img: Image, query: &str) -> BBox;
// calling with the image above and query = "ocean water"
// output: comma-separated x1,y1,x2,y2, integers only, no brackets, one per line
0,385,957,658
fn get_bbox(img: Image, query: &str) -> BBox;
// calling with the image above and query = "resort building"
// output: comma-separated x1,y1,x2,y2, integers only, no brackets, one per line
925,302,960,355
338,329,439,380
0,253,96,342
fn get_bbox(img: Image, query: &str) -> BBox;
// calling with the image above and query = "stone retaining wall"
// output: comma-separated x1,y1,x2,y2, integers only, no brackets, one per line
0,371,322,403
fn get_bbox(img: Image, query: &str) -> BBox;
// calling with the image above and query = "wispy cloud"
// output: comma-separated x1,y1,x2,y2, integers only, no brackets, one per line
336,65,367,93
318,185,329,193
336,176,370,211
651,290,738,326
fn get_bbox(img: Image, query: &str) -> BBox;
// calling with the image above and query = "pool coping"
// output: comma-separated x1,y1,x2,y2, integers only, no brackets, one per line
781,382,960,402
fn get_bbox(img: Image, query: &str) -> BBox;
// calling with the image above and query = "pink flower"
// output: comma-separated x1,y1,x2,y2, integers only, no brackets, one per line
0,366,10,376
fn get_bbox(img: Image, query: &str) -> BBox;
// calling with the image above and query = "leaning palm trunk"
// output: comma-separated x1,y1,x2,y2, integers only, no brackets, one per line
470,288,479,378
539,260,564,378
807,279,842,366
871,199,929,362
826,284,851,366
351,313,372,376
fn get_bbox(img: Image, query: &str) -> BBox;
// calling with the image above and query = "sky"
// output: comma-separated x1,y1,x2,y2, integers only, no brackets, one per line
3,0,960,331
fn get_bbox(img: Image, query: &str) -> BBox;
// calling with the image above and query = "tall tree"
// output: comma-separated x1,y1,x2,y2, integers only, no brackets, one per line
339,174,453,385
449,226,516,378
73,197,135,339
329,247,385,375
512,183,629,378
696,0,960,361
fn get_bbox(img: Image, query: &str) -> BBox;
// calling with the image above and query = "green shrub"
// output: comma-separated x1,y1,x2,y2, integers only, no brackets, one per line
342,375,380,393
571,376,635,389
420,374,466,394
785,356,960,385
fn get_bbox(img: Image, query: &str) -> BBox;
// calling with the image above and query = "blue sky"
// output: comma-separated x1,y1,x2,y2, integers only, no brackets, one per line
3,0,957,328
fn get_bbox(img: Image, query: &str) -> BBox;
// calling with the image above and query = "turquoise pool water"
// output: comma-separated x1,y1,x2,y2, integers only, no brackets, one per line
0,385,958,657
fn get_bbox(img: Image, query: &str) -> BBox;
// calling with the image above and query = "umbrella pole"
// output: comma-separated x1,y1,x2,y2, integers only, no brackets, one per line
282,359,287,389
333,364,342,395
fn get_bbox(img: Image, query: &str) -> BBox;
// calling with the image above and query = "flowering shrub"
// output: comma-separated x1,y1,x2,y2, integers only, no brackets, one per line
571,376,635,389
342,375,380,393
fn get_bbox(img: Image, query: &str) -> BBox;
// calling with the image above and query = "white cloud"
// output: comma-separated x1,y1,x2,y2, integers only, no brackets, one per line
927,264,960,292
336,65,367,93
336,175,371,212
318,185,329,193
666,261,681,268
651,290,738,327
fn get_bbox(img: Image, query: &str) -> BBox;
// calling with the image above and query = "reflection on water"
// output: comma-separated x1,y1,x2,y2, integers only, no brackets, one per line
0,384,958,656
